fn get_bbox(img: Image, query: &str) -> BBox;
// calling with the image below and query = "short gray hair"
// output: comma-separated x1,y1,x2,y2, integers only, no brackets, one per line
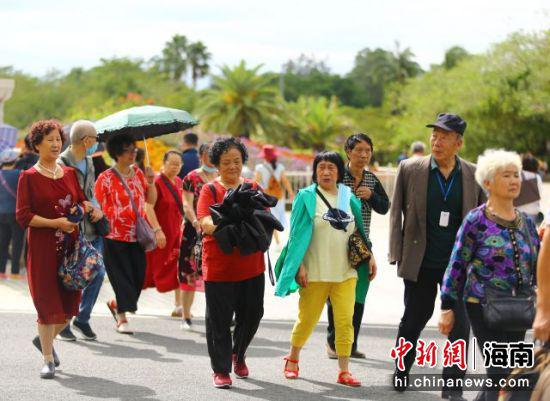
475,149,522,191
410,141,426,154
70,120,97,144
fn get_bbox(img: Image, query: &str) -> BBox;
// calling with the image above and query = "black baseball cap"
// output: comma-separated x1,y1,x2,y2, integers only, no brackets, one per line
426,113,467,135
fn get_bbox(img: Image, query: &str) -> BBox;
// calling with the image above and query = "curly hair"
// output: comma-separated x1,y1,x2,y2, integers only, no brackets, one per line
106,133,136,162
209,137,248,166
28,119,65,152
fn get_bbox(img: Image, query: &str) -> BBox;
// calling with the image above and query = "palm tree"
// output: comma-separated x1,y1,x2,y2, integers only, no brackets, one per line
156,34,189,82
187,41,211,89
393,41,423,84
198,61,284,138
290,96,350,152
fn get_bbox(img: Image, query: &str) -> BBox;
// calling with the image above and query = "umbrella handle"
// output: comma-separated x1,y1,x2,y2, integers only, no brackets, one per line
143,136,151,168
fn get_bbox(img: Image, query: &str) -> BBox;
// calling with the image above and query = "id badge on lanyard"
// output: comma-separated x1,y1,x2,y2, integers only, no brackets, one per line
436,173,455,228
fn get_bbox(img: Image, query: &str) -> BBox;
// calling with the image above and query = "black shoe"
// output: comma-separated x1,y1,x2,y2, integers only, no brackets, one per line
40,362,55,379
72,320,97,341
56,325,77,341
350,349,366,359
441,390,467,401
32,336,60,367
393,370,409,392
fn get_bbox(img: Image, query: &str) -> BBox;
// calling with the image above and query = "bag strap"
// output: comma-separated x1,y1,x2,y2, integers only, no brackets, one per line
0,171,16,199
316,187,335,211
111,167,140,215
160,174,184,216
267,252,275,286
520,213,536,287
208,183,218,203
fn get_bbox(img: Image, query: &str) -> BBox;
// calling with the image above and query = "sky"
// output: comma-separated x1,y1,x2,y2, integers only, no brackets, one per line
1,0,549,79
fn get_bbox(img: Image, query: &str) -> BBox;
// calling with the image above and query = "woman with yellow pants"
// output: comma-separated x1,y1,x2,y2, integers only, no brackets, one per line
274,151,377,387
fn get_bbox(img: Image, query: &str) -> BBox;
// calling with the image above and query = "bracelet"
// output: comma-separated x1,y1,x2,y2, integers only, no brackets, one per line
153,227,162,233
192,219,199,225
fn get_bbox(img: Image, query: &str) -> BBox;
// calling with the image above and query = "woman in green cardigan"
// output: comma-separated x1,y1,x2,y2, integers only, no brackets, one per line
274,151,377,387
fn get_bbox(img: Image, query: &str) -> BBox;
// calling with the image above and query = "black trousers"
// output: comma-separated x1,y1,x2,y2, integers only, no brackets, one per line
395,268,470,394
327,301,364,352
205,273,265,374
466,302,526,401
103,239,146,313
0,213,24,274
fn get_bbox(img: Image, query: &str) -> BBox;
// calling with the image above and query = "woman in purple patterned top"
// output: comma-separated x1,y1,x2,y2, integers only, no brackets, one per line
438,149,540,401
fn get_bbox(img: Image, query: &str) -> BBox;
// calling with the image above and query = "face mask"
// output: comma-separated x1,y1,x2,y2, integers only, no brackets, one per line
86,142,98,156
203,164,218,173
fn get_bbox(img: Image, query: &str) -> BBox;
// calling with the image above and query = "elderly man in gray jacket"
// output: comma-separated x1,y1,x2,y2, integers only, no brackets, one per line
57,120,106,341
389,113,485,401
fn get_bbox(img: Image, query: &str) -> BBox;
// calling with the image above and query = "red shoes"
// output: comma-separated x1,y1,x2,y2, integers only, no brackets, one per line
283,356,299,379
213,373,232,389
232,354,249,378
337,371,361,387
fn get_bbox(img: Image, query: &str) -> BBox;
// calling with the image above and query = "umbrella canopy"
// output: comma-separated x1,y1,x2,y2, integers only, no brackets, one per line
0,123,17,153
95,105,198,143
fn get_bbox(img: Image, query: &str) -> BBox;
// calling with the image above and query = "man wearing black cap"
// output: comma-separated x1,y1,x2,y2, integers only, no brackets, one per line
389,113,485,401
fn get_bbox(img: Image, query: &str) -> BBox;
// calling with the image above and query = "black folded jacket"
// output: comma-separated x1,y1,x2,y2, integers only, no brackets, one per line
210,183,283,255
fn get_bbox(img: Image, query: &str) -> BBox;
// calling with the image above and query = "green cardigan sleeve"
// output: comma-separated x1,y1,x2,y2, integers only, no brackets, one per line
274,190,313,297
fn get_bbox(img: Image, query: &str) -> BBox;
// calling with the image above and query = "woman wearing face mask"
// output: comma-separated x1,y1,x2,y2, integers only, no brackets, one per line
16,119,100,378
178,142,218,329
274,151,376,387
143,150,184,308
439,149,540,401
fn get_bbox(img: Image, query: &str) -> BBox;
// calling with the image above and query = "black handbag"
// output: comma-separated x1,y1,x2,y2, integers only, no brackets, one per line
482,214,537,332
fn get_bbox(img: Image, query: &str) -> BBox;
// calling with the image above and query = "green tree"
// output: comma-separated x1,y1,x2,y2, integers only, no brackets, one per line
197,61,284,138
154,34,189,82
187,41,211,89
289,96,351,151
444,46,470,69
387,31,550,161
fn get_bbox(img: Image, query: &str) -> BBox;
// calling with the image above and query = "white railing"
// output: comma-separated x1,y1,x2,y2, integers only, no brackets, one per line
285,167,397,205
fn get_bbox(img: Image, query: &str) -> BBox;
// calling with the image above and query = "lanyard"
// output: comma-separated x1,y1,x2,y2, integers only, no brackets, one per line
436,172,456,202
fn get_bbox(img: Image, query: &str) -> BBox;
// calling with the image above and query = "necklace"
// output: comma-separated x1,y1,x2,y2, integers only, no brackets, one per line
38,162,60,179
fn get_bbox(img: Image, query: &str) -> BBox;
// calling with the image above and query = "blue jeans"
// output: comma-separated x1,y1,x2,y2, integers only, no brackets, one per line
75,237,105,325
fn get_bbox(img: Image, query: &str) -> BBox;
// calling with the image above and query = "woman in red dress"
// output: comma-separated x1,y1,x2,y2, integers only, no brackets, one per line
179,142,218,330
16,120,101,379
143,151,184,302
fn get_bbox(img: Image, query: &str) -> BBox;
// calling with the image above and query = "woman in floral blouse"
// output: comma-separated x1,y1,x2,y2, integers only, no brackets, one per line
438,149,540,401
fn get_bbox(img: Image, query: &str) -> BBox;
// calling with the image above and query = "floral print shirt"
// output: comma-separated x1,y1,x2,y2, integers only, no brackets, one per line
94,166,148,242
440,204,540,309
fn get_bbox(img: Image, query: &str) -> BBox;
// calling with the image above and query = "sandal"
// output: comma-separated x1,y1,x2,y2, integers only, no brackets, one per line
283,356,299,379
106,300,118,323
337,371,361,387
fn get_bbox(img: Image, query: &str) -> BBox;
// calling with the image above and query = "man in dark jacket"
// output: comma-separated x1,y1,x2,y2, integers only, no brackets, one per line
389,113,485,401
57,120,106,341
178,132,200,180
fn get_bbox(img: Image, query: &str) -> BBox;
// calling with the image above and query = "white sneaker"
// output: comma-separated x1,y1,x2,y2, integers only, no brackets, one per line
180,319,193,331
116,321,134,335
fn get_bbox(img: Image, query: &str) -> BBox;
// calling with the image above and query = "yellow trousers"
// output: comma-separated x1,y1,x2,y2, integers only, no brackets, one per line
290,278,356,356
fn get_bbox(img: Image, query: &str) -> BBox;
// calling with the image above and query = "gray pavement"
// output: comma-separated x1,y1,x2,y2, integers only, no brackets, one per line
2,311,461,401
